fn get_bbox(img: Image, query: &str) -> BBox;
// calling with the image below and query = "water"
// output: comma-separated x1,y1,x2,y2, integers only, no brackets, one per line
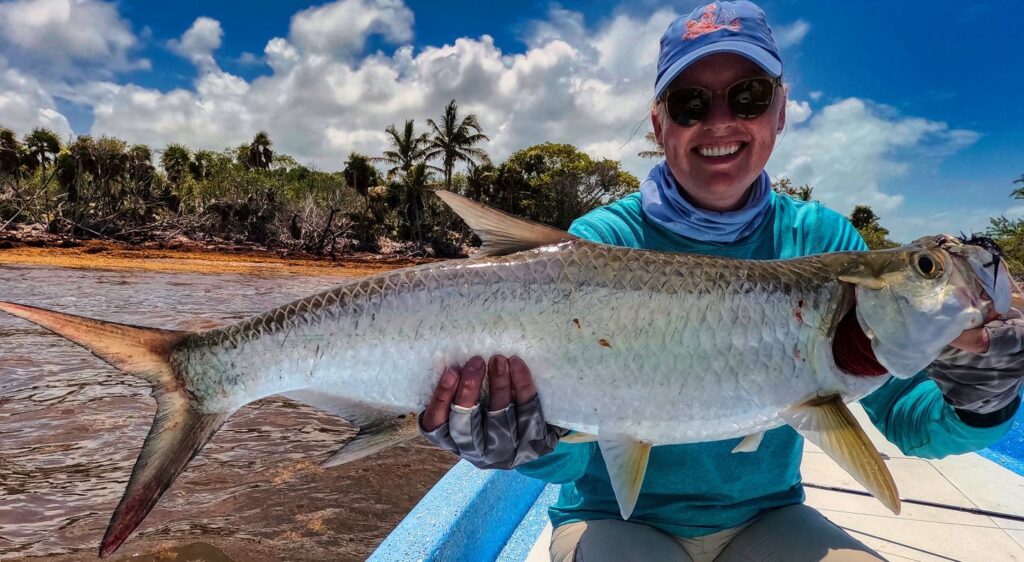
0,264,455,561
982,417,1024,477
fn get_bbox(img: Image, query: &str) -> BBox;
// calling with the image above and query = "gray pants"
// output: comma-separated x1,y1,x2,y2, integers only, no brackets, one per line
550,504,884,562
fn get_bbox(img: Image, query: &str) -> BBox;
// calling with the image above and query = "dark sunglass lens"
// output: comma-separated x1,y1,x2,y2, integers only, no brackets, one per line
729,78,775,119
666,88,710,126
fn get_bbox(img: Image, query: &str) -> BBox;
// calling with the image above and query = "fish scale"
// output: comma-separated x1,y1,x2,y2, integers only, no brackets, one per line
172,240,877,444
0,193,1006,556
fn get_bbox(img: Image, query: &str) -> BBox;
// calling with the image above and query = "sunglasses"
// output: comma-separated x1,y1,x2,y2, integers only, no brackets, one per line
661,76,782,127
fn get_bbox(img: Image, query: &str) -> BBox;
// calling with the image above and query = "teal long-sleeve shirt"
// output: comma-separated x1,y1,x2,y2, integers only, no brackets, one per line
516,191,1019,538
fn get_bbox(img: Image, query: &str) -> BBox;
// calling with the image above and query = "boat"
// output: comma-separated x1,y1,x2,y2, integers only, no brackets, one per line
369,405,1024,561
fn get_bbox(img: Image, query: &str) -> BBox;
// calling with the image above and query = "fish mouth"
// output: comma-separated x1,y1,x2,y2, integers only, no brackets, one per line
941,235,1014,315
832,303,887,377
830,281,888,378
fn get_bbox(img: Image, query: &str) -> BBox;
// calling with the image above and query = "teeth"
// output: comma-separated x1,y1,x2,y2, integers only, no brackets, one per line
698,143,742,157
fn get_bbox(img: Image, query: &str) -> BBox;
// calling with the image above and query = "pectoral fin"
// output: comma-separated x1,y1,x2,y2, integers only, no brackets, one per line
783,395,901,514
560,431,598,444
837,273,887,290
598,436,651,520
731,432,764,453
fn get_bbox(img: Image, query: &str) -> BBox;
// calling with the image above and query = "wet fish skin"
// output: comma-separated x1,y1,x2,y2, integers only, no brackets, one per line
176,239,875,444
0,192,1004,556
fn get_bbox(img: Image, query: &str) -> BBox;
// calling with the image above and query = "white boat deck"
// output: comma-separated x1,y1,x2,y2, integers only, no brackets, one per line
524,405,1024,561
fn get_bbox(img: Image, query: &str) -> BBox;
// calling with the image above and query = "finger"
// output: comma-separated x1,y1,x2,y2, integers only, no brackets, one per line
454,356,487,408
488,355,513,411
421,367,459,432
509,356,537,406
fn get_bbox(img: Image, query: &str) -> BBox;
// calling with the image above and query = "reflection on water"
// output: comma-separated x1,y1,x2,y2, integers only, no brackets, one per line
0,265,455,561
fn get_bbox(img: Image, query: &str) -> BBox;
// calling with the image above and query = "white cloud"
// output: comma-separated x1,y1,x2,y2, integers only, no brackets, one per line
237,52,262,66
0,0,980,241
0,0,147,79
769,97,979,219
809,90,823,101
83,3,671,174
288,0,413,59
785,100,812,125
774,19,810,49
168,16,223,71
0,61,73,138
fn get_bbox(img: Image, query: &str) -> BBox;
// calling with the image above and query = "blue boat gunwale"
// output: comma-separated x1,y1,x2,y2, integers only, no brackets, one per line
368,460,555,562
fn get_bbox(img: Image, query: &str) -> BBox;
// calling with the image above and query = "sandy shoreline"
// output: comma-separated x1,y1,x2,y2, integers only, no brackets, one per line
0,239,430,277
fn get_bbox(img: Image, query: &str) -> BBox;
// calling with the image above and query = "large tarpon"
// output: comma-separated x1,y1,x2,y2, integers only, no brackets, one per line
0,192,1013,557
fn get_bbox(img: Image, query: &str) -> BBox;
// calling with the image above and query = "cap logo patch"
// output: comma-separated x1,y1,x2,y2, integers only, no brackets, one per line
683,4,741,40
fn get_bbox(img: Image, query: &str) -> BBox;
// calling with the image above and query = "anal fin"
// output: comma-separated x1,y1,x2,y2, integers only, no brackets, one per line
598,436,651,520
560,431,598,444
324,413,420,467
731,432,764,453
782,394,901,514
282,390,419,466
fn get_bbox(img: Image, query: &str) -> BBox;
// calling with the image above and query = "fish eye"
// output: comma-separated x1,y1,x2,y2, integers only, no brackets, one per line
912,253,942,279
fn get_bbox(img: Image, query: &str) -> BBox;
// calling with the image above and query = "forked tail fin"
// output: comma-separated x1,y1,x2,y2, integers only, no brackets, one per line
0,301,231,558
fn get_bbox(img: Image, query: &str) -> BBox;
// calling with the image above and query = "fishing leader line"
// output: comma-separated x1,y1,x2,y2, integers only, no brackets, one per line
803,482,1024,523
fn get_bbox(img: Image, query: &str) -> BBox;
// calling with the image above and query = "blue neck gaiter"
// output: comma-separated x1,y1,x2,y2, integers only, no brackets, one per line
639,160,772,243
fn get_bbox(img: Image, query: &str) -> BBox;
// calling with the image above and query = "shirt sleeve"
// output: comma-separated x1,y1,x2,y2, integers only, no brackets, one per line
860,374,1018,458
568,217,617,245
515,442,595,483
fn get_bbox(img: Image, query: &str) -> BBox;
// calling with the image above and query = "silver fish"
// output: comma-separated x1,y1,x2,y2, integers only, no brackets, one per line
0,192,1009,557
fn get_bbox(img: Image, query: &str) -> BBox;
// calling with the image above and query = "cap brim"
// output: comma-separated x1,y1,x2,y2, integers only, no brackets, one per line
655,40,783,99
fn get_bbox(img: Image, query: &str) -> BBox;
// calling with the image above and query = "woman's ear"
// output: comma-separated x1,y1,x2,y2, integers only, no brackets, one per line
651,103,665,146
776,84,788,133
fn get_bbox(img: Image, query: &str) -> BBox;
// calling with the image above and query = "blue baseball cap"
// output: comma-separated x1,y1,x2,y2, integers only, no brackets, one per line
655,1,783,100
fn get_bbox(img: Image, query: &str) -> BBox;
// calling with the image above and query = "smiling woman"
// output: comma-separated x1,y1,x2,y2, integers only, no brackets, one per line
414,3,1023,562
652,54,786,213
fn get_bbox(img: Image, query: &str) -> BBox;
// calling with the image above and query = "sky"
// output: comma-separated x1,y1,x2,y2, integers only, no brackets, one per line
0,0,1021,242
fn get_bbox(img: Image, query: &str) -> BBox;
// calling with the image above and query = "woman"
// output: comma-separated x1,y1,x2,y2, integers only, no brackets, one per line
419,2,1023,560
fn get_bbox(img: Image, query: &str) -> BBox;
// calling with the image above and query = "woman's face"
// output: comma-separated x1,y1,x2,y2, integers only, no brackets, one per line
652,53,786,212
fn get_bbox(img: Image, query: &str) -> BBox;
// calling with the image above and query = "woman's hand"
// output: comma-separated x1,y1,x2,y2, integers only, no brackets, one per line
418,355,565,469
930,311,1024,419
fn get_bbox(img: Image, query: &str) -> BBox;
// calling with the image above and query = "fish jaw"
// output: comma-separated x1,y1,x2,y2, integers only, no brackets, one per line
851,236,1001,378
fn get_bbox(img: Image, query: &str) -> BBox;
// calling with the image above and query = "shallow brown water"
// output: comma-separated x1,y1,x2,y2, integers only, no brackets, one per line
0,264,456,561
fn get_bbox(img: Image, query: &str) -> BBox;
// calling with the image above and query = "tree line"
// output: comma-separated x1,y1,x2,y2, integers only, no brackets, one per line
0,100,637,257
2,102,1015,261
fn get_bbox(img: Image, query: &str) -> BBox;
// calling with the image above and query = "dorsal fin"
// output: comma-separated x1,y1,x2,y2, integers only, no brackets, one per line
435,190,577,257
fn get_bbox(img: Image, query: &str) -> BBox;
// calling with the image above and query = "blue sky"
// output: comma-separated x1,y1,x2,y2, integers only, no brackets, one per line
0,0,1021,241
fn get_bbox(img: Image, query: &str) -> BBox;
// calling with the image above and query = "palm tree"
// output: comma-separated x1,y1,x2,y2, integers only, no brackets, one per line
55,150,78,203
638,131,664,159
89,136,128,214
125,144,155,200
1011,173,1024,200
62,135,99,205
0,127,22,177
245,131,274,171
372,119,432,179
190,150,216,182
401,162,433,242
426,99,490,191
160,144,192,188
343,152,378,208
465,162,496,202
22,128,62,173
